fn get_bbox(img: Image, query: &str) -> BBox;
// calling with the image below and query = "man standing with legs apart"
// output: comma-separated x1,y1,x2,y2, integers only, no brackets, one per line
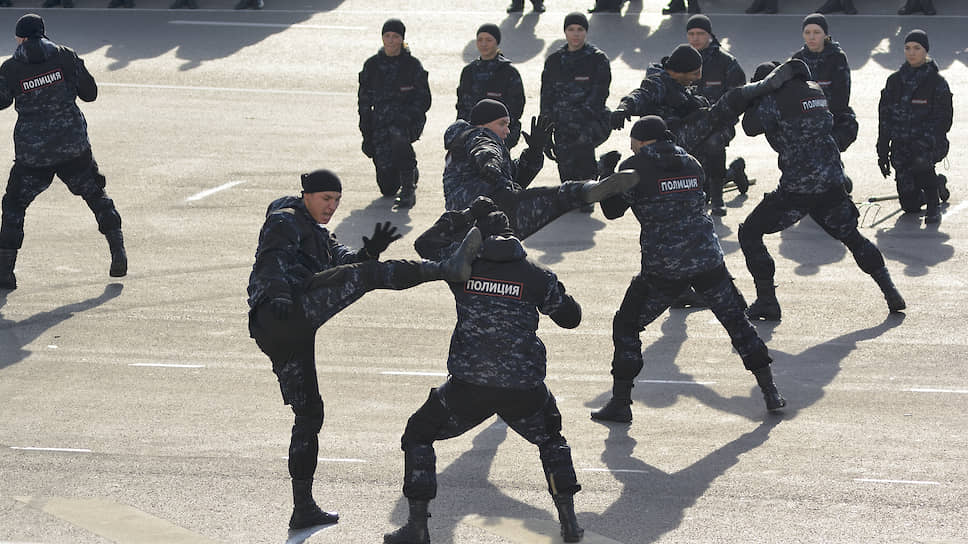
590,116,785,424
247,170,481,529
0,14,126,290
385,201,584,543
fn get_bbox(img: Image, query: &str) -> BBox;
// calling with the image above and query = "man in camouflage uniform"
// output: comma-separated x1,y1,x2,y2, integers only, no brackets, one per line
358,19,431,208
540,12,612,213
384,202,584,544
0,14,126,290
444,99,639,240
589,116,786,424
739,61,905,321
247,169,481,530
456,24,526,149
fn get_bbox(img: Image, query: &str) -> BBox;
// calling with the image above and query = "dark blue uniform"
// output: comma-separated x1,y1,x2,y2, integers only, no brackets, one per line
456,53,526,149
792,40,858,151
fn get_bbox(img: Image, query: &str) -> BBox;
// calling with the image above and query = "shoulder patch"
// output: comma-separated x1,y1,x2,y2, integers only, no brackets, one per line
21,69,63,93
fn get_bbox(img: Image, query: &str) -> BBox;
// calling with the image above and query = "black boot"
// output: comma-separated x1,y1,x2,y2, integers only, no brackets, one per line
506,0,524,12
421,227,482,283
0,248,16,291
581,170,639,203
747,279,780,321
920,0,936,14
588,0,623,12
725,158,749,195
752,366,786,412
897,0,921,14
924,183,941,224
289,479,339,530
42,0,60,6
841,0,858,13
553,495,584,543
708,177,726,216
591,379,633,423
531,0,546,12
762,0,778,13
384,499,430,544
815,0,842,13
745,0,765,13
687,0,701,13
871,267,906,313
105,230,127,278
395,170,417,209
937,175,950,202
662,0,685,14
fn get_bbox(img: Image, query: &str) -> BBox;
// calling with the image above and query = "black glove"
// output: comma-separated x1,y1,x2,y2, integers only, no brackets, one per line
878,155,891,178
597,150,622,178
521,115,554,152
362,221,402,258
468,196,499,219
268,296,292,320
610,109,629,130
361,138,375,158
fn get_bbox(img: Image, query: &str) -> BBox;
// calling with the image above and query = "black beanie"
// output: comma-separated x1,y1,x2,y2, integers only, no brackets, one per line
477,23,501,45
751,60,781,83
664,44,703,73
563,12,589,32
686,14,712,36
301,170,342,193
381,18,406,39
904,29,929,52
15,14,45,39
470,99,509,126
477,211,513,238
631,116,668,142
802,13,828,35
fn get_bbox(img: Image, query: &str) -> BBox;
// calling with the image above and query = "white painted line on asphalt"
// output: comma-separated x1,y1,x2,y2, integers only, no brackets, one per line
854,478,941,486
187,180,246,202
170,20,366,30
10,447,92,453
100,82,354,97
282,456,367,463
638,379,716,385
905,388,968,394
381,371,448,377
579,468,652,474
129,363,206,368
942,199,968,219
462,514,623,543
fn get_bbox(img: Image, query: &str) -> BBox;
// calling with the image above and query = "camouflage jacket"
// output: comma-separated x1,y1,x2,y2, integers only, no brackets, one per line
792,40,850,115
442,119,542,211
456,53,526,148
877,60,952,166
743,78,845,194
0,38,96,167
539,42,611,147
695,39,746,104
415,211,581,390
617,66,713,147
603,140,723,278
247,196,371,309
358,48,431,142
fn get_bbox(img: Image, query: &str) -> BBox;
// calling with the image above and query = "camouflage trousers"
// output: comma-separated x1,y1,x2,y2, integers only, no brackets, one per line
371,126,418,196
0,149,121,250
894,163,939,213
611,263,771,380
248,258,436,480
399,377,580,500
493,181,587,240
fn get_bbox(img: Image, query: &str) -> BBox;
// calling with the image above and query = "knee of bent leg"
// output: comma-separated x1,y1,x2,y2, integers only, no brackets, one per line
738,222,764,251
401,388,452,448
898,191,923,213
293,396,324,435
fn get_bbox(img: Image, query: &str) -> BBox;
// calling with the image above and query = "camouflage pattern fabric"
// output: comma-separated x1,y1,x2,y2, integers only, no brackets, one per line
540,43,611,163
878,60,952,168
456,53,526,148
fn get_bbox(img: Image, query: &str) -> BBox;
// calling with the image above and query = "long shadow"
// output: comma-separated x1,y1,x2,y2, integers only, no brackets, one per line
330,195,416,252
0,284,124,371
777,217,847,277
521,210,607,266
873,212,954,277
491,12,547,65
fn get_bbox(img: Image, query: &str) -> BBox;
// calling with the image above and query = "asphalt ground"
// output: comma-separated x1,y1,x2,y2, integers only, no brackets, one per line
0,1,966,543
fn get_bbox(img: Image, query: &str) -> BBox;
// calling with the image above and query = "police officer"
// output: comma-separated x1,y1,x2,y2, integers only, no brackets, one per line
247,169,481,530
661,0,700,14
877,30,952,224
897,0,936,15
456,24,526,149
444,99,638,240
590,116,786,424
506,0,545,13
814,0,857,14
739,61,905,321
540,12,612,213
0,14,126,291
385,203,584,544
684,15,747,217
358,19,431,209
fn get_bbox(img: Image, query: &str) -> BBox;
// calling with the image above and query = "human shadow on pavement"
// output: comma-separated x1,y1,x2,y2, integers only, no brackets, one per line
777,217,847,277
0,284,124,371
873,212,954,277
522,209,607,266
331,195,415,252
464,12,546,66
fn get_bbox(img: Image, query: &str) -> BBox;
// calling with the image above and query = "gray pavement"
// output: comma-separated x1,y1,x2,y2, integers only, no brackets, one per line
0,1,966,543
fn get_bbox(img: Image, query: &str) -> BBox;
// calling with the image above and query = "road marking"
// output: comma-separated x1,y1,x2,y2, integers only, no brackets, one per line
638,379,716,385
942,199,968,219
10,447,92,453
854,478,941,486
129,363,206,368
381,371,448,377
187,180,246,202
905,388,968,394
579,468,652,474
461,515,623,543
170,20,366,30
14,496,220,544
282,457,367,463
100,82,354,97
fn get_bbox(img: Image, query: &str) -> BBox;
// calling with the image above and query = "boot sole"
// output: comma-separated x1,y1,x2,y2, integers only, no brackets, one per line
583,170,639,203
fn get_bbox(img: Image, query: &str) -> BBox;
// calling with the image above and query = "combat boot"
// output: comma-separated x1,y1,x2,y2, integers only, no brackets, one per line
384,499,430,544
580,170,639,203
396,170,417,209
687,0,701,13
553,495,584,543
289,479,339,530
421,228,482,283
815,0,842,13
923,184,941,224
105,230,127,278
63,0,74,6
42,0,60,6
762,0,778,13
920,0,936,14
752,366,786,412
871,267,905,313
590,379,633,423
506,0,524,12
745,0,765,13
531,0,546,12
938,175,950,202
897,0,920,14
725,158,749,195
746,279,780,321
662,0,685,14
708,179,726,217
0,249,16,291
841,0,858,13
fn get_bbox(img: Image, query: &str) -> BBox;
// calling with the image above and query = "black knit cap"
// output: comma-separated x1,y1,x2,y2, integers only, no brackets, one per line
751,60,781,83
802,13,828,35
381,18,406,38
15,14,45,39
301,169,342,194
904,29,929,52
630,116,668,142
477,23,501,45
470,99,509,126
686,14,712,36
664,44,703,73
477,211,513,238
563,12,589,32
